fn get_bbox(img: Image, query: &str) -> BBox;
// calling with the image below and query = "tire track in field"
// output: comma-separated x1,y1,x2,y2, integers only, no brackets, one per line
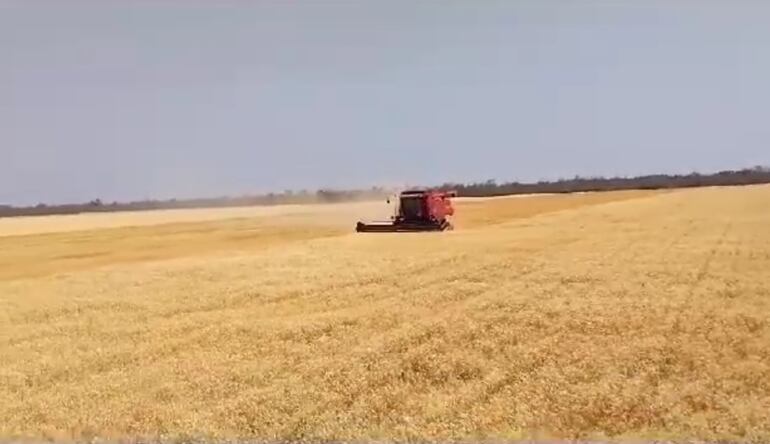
684,220,733,301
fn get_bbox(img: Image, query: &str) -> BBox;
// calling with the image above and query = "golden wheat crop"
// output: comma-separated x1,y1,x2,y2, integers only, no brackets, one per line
1,186,769,442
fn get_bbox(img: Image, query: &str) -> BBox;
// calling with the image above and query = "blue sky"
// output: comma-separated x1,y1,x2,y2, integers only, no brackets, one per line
2,1,769,205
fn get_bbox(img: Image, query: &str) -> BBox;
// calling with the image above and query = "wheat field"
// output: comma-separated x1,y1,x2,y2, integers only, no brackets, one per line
1,186,769,443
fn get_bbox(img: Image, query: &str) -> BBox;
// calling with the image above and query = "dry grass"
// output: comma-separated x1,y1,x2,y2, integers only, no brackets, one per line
1,186,769,442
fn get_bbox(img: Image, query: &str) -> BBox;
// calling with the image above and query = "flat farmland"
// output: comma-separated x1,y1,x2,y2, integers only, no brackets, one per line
1,186,769,442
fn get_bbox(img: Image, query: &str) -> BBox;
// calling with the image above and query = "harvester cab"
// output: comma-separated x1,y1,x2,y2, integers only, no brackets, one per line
356,189,457,232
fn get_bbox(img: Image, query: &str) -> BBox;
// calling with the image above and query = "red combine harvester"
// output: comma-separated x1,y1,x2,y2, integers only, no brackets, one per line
356,189,457,232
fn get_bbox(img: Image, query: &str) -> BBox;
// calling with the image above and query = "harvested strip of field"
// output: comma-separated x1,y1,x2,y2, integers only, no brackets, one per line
0,201,387,237
1,186,769,442
0,219,343,281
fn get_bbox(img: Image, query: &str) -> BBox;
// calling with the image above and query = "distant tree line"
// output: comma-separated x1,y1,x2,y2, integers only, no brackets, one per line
1,166,769,218
439,166,770,197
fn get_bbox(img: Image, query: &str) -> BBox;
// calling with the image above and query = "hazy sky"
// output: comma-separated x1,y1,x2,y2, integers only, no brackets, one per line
2,1,769,205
